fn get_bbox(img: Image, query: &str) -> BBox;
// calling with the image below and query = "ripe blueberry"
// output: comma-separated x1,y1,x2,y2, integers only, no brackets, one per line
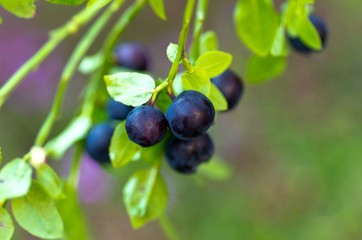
288,15,328,53
113,43,150,71
211,69,244,111
107,99,134,121
125,106,168,147
165,134,214,174
85,122,114,164
166,90,215,140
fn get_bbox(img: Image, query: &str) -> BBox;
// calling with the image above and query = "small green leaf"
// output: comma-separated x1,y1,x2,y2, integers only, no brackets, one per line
1,0,36,18
0,208,14,240
12,181,64,239
171,72,184,97
246,55,287,84
208,84,227,111
57,183,91,240
45,116,92,159
78,54,102,74
36,164,64,200
195,51,232,78
234,0,279,56
104,72,155,107
295,15,322,50
46,0,86,5
123,167,168,229
199,31,219,54
87,0,112,8
166,43,178,63
155,89,172,113
0,159,32,200
271,24,288,56
109,122,141,168
149,0,166,20
0,15,3,24
182,68,211,96
198,156,233,181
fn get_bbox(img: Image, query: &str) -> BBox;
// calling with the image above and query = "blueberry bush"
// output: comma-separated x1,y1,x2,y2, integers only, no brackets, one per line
0,0,328,239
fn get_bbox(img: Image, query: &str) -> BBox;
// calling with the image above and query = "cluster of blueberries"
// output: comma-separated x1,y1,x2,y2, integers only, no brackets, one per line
85,43,244,174
86,14,327,174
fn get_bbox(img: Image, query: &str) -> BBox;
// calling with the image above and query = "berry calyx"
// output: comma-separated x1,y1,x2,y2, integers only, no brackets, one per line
165,134,214,174
85,122,114,164
211,69,244,111
125,106,168,147
166,90,215,140
113,43,150,71
107,98,134,121
288,15,328,53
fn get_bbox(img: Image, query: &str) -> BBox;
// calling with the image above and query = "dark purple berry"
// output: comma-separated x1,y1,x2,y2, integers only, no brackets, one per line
113,43,150,71
125,106,168,147
165,134,214,174
107,99,134,121
288,15,328,53
166,90,215,140
211,69,244,111
85,122,114,164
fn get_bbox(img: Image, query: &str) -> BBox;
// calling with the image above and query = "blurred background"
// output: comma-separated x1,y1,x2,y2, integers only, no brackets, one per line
1,0,361,239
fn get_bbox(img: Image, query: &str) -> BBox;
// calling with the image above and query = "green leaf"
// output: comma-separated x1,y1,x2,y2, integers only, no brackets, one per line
36,164,64,200
195,51,232,78
295,15,322,50
234,0,279,56
171,72,184,97
0,159,32,200
141,138,167,164
87,0,112,8
246,55,287,84
271,24,288,56
1,0,36,18
104,72,155,107
12,181,64,239
78,54,102,74
45,116,92,159
149,0,166,20
155,89,172,113
182,68,211,96
208,83,228,111
0,15,2,24
198,156,233,181
166,43,178,63
109,122,141,168
199,31,219,55
46,0,86,5
123,167,168,229
57,183,91,240
0,208,14,240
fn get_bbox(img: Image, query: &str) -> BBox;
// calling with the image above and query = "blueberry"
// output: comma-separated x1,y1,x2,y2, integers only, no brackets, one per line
125,106,168,147
85,122,114,164
211,69,244,111
166,90,215,140
165,134,214,174
288,15,328,53
107,99,134,121
113,43,150,71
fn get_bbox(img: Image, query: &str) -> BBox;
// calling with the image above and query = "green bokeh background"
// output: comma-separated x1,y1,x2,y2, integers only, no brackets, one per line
0,1,361,239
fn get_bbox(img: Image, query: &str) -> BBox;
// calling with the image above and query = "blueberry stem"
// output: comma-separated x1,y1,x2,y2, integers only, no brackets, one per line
34,0,125,146
0,2,105,109
189,0,209,64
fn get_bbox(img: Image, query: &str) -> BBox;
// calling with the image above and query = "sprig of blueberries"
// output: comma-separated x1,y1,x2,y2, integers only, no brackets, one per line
86,42,244,174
